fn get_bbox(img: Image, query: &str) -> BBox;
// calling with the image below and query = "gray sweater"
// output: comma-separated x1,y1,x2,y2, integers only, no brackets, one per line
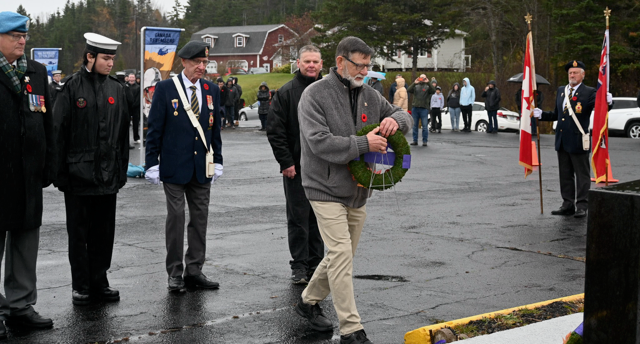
298,69,413,208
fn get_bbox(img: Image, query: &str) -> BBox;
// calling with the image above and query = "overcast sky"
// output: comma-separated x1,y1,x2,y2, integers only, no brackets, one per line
2,0,173,21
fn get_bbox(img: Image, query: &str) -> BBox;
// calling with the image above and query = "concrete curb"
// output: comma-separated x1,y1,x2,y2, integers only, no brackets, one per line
403,293,584,343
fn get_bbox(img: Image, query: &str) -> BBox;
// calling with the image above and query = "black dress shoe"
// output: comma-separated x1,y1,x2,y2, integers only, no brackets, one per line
168,276,186,293
551,207,575,216
72,289,91,306
0,321,6,339
341,329,373,344
574,209,587,218
93,287,120,302
295,296,333,332
184,274,219,289
6,311,53,329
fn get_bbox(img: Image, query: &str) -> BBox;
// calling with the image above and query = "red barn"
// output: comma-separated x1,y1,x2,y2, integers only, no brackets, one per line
190,24,299,75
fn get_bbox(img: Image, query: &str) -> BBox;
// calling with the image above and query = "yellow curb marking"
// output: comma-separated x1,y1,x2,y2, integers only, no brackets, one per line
404,293,584,343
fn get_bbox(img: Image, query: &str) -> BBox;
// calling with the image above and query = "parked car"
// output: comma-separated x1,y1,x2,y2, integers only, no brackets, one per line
230,68,247,75
551,97,640,139
439,102,521,132
248,67,268,74
238,101,260,121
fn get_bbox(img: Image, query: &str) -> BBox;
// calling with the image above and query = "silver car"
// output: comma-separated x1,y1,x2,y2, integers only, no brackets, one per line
239,101,260,121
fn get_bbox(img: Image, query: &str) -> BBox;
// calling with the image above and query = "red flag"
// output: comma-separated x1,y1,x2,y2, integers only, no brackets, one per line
591,30,610,183
519,32,536,178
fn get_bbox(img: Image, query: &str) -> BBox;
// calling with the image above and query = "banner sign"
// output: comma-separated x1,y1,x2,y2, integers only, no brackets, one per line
144,28,182,81
33,48,60,77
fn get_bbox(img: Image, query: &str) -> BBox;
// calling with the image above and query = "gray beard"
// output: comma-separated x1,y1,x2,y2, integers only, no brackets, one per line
342,65,364,88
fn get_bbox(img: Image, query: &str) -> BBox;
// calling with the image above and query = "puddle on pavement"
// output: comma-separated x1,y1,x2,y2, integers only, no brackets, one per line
354,275,408,282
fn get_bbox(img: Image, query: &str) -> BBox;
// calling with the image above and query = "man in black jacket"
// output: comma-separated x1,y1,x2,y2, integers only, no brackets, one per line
50,69,64,107
127,73,141,142
534,60,612,218
53,33,129,306
267,45,324,284
0,11,55,335
481,80,501,134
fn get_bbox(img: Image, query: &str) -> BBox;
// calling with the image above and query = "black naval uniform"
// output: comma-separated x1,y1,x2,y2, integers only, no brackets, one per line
49,80,64,108
52,66,129,298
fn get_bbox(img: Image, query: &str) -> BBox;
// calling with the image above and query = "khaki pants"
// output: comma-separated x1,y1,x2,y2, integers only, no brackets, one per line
302,201,367,335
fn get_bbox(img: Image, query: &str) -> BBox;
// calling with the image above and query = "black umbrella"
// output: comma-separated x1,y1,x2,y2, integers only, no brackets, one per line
506,73,551,85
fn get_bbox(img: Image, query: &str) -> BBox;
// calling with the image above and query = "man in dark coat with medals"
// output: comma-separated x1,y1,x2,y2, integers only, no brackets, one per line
52,33,129,306
534,60,612,218
0,11,55,336
145,41,223,293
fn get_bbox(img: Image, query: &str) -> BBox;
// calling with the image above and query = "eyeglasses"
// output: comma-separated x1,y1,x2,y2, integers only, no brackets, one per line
4,33,30,42
341,56,372,71
190,59,210,67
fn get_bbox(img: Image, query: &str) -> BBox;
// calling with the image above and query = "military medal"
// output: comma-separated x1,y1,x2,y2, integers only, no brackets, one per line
28,94,36,111
207,95,213,110
39,95,46,113
24,76,30,83
209,112,214,127
172,99,179,116
77,97,87,108
576,102,583,114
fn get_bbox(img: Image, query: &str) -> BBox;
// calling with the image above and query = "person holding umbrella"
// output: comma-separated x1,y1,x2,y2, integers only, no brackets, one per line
509,72,549,136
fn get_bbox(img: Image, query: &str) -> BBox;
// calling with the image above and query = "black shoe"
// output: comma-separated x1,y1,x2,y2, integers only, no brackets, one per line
93,287,120,302
72,289,91,306
295,296,333,332
574,209,587,218
184,274,219,289
6,311,53,329
422,142,428,146
291,269,308,285
129,145,135,149
551,207,575,216
409,141,417,146
437,130,441,133
341,329,373,344
0,321,6,339
168,276,186,293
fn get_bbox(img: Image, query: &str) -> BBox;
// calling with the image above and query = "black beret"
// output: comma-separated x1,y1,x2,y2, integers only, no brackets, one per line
178,41,210,59
565,60,586,71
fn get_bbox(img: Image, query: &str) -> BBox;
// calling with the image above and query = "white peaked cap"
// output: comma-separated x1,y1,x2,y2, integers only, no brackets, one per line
84,32,121,54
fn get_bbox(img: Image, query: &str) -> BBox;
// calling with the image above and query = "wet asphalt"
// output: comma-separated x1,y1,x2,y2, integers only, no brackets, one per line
12,121,639,343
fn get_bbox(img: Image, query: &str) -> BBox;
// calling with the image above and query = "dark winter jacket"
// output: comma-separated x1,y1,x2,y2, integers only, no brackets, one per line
224,82,238,107
127,82,141,117
407,81,435,108
267,70,322,172
257,84,271,115
50,80,64,108
1,58,55,231
370,79,383,95
481,80,501,111
447,83,461,108
52,67,129,195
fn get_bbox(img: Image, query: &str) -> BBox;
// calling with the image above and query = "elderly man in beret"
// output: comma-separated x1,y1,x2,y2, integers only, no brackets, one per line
0,11,55,336
534,60,613,218
145,41,223,293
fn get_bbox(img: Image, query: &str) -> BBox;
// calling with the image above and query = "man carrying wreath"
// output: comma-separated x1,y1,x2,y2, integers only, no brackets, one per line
296,36,412,344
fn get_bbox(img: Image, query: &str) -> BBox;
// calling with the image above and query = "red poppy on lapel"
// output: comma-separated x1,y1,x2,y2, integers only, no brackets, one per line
361,114,367,122
26,84,32,92
108,97,115,104
572,96,577,101
203,83,209,90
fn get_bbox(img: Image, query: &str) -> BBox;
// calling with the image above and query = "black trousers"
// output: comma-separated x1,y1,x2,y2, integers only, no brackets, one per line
283,174,324,271
64,193,117,292
430,108,441,130
132,112,140,141
557,148,590,210
461,105,473,130
259,114,267,129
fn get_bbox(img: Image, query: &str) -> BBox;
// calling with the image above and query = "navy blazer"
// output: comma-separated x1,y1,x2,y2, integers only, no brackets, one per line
146,74,222,184
541,84,596,155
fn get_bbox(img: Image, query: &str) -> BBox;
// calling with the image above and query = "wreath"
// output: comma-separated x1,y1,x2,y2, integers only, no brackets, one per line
348,123,411,190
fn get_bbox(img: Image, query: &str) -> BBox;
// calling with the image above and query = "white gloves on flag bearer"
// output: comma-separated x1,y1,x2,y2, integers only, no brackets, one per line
144,164,223,185
212,163,223,184
532,92,612,119
145,165,160,185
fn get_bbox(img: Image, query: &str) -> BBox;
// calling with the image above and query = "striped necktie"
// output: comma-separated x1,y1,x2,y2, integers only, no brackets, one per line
189,85,200,119
564,87,574,112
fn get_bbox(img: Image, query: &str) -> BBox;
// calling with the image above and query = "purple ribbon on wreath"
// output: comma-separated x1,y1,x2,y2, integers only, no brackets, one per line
353,144,411,169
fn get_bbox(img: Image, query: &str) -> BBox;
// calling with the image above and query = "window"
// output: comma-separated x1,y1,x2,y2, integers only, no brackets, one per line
204,37,214,48
236,36,244,47
473,104,484,111
278,34,284,43
418,48,431,58
612,100,637,110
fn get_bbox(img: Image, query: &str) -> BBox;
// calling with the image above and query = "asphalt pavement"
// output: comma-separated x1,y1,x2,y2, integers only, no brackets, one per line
14,120,639,343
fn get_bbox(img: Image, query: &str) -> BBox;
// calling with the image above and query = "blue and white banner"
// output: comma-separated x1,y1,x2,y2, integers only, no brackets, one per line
33,48,60,77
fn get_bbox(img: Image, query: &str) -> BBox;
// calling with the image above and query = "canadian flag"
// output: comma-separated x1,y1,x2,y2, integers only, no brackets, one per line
519,32,536,178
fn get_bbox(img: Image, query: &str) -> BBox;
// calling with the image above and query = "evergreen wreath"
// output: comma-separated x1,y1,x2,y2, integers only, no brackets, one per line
348,123,411,190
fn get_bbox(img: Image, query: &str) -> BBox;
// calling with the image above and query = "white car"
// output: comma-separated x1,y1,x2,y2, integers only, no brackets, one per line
238,101,259,121
551,97,640,139
438,102,521,132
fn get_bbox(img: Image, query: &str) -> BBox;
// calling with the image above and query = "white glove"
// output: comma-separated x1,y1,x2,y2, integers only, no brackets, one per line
211,163,223,184
533,108,542,119
145,165,160,185
607,92,613,105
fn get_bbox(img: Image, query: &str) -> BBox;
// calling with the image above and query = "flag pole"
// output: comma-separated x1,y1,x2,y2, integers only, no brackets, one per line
525,13,543,214
604,7,611,187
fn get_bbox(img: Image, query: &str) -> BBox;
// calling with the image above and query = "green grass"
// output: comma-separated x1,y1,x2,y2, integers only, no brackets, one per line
229,73,295,105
